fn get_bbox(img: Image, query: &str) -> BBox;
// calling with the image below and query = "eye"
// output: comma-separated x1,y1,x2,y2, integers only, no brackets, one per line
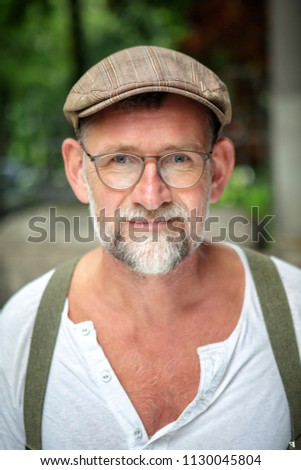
172,153,188,164
164,153,192,166
100,154,138,167
112,154,130,164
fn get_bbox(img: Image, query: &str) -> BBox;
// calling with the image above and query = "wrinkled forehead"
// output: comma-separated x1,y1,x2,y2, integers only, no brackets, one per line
78,93,216,152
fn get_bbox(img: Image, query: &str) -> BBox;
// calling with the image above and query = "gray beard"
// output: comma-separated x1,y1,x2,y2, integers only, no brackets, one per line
112,222,192,275
86,185,209,276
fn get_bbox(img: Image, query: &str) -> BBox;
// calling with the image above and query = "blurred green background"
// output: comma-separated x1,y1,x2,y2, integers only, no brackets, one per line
0,0,269,213
1,0,300,306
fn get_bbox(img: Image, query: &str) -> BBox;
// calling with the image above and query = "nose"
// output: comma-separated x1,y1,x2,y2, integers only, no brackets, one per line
130,159,172,210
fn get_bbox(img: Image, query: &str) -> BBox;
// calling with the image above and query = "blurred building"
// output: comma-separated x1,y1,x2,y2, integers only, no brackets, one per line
268,0,301,265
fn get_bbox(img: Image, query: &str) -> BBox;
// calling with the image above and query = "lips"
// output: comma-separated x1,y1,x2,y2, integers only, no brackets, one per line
128,216,184,229
129,218,166,228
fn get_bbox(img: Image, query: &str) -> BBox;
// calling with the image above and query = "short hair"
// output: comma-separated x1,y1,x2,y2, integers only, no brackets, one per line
77,92,221,146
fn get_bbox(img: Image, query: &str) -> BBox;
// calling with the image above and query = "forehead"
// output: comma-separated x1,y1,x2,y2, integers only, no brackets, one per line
85,94,210,145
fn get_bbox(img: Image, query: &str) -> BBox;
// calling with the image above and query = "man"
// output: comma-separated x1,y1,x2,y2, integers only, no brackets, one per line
0,45,300,450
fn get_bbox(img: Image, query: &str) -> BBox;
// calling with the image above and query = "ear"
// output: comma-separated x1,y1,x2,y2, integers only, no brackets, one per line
61,138,89,204
210,137,235,204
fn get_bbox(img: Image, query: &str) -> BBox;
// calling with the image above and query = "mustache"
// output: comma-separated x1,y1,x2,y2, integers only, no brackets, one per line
114,203,189,223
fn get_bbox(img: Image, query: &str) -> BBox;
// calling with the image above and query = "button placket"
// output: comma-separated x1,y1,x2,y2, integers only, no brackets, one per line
73,318,148,448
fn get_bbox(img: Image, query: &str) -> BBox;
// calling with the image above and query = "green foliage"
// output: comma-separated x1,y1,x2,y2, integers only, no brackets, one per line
83,0,188,65
1,0,72,168
216,165,272,216
0,0,270,217
0,0,188,173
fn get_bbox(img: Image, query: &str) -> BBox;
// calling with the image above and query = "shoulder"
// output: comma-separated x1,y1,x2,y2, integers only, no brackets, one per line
228,242,301,288
227,242,301,311
0,252,81,449
1,269,55,331
230,243,301,353
0,269,55,449
0,270,55,375
271,256,301,348
271,255,301,291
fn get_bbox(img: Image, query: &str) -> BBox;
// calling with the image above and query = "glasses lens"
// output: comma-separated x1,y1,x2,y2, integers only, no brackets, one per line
159,152,205,188
94,154,143,189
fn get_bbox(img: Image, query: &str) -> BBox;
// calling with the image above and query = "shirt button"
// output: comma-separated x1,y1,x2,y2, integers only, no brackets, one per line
134,428,143,439
81,327,90,336
101,370,112,383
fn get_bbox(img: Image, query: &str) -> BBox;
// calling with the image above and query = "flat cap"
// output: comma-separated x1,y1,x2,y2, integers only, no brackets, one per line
63,45,232,131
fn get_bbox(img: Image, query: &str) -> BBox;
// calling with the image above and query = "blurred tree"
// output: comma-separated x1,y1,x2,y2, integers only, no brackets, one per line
177,0,268,169
0,0,56,213
0,0,71,163
83,0,188,67
0,0,188,170
68,0,86,78
180,0,266,71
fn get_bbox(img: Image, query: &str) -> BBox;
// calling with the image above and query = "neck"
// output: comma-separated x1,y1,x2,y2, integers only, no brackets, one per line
88,242,212,326
69,241,245,347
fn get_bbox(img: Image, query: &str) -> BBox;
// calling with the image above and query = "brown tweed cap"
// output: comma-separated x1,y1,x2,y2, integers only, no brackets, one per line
63,45,232,131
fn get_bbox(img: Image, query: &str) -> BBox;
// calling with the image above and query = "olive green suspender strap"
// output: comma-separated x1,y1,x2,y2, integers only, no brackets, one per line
24,257,81,450
243,248,301,450
23,249,301,450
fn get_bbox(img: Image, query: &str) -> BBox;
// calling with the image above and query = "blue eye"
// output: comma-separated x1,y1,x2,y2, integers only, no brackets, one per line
112,155,128,164
173,154,188,163
164,153,190,165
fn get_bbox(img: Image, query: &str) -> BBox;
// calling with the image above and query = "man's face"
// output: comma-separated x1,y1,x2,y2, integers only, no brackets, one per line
83,94,213,275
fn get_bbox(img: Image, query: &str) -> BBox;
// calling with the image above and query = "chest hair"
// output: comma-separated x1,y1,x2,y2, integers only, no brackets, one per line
101,338,201,437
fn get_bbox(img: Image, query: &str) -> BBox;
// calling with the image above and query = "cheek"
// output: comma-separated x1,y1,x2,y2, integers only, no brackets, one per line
175,181,210,215
88,183,130,218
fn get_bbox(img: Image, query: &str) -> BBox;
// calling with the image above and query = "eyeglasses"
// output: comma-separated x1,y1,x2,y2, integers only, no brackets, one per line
80,143,212,190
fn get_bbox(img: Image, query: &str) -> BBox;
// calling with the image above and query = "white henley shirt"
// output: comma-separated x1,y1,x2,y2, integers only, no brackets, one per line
0,244,300,449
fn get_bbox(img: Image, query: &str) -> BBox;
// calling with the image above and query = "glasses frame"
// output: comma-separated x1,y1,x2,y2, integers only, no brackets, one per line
80,142,212,190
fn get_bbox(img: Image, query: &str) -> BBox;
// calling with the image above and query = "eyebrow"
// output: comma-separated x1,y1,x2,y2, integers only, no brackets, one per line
93,141,207,155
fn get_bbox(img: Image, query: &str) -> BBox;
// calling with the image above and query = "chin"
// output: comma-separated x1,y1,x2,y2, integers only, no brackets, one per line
111,235,201,276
